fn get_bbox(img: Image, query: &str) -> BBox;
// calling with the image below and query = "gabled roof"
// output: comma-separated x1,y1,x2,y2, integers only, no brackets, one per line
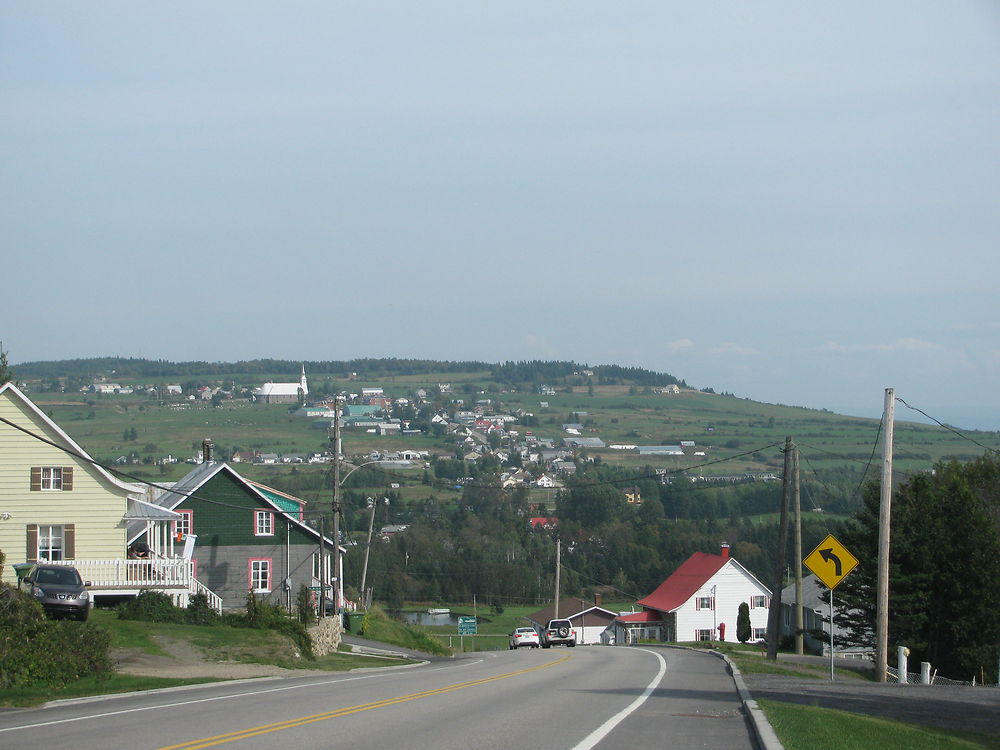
0,382,142,495
527,598,618,626
637,552,729,614
637,551,772,614
131,461,339,549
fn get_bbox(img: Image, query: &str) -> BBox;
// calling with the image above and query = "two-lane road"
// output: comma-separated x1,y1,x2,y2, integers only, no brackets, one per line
0,646,756,749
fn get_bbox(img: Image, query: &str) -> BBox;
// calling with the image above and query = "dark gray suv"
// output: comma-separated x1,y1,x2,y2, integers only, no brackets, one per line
20,564,92,621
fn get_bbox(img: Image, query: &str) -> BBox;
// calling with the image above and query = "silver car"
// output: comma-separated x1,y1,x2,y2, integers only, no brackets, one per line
20,564,92,621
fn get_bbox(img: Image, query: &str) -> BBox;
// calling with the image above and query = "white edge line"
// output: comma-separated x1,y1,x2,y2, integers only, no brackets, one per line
571,648,667,750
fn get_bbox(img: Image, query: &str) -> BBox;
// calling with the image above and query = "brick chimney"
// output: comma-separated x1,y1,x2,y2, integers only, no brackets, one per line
202,438,214,463
594,592,603,607
720,542,730,559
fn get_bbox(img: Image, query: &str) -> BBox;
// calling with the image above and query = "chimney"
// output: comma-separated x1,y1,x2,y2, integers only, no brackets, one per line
594,592,603,607
720,542,730,559
202,438,214,463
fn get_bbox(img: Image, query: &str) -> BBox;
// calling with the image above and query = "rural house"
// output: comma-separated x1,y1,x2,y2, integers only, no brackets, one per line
613,543,771,644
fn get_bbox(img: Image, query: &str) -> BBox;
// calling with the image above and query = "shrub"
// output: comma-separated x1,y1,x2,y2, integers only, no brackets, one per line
296,584,317,626
0,584,113,689
117,590,184,623
231,593,314,660
185,593,220,626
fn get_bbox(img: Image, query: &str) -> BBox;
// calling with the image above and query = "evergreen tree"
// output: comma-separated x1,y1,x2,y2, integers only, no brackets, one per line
0,343,12,386
737,602,752,643
835,452,1000,681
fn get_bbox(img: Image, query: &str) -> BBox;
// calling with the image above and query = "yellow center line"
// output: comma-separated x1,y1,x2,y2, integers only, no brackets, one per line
158,653,572,750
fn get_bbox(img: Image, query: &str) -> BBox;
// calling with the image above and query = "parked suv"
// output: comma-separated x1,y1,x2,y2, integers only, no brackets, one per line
19,564,91,621
541,618,576,648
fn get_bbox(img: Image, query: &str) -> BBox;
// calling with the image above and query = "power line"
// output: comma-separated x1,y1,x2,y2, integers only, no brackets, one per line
895,396,998,452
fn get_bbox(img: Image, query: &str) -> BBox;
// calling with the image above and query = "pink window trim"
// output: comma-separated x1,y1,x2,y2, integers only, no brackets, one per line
253,509,275,536
248,557,272,592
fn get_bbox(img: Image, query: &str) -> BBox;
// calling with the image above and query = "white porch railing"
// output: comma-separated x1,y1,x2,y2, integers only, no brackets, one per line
48,559,222,613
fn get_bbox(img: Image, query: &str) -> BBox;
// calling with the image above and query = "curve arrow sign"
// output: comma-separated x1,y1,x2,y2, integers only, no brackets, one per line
819,548,842,577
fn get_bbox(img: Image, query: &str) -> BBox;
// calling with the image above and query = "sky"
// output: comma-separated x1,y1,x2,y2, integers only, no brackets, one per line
4,2,1000,431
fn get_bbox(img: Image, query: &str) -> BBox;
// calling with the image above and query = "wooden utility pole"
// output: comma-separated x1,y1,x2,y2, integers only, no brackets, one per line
875,388,895,682
766,436,794,660
332,396,343,612
793,445,804,655
554,538,561,619
318,515,326,617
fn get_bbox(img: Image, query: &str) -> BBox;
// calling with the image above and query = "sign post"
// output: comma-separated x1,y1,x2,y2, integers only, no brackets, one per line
804,534,859,680
458,616,477,651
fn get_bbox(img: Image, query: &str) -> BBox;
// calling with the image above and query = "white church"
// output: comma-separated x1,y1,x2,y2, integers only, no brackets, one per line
254,365,308,404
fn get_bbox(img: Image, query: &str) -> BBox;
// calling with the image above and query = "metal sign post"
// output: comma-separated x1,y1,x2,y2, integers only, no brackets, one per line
804,534,859,681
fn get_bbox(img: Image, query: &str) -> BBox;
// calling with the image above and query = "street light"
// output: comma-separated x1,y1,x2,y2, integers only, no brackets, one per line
359,496,389,608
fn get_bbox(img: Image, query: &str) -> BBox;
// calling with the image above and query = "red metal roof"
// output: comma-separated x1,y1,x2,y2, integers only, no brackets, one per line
616,610,663,623
636,551,729,614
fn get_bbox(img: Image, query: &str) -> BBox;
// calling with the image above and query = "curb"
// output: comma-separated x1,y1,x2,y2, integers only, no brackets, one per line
715,651,785,750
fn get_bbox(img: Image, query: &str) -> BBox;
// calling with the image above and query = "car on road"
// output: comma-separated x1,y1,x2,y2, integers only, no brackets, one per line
541,618,577,648
508,627,540,649
18,563,92,621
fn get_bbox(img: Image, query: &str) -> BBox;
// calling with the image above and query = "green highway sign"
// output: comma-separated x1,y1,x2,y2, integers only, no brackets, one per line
458,616,477,635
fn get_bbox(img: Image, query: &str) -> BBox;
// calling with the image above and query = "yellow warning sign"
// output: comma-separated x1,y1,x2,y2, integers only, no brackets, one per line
804,534,859,590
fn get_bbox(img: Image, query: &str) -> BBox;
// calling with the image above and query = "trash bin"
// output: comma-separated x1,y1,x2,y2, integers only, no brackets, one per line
13,563,33,587
347,611,366,634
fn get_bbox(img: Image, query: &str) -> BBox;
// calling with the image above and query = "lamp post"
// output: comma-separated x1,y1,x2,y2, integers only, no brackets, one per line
360,497,389,607
712,584,717,640
323,457,391,616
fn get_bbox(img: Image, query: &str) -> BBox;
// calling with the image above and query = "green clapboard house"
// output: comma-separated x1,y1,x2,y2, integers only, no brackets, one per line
129,460,339,611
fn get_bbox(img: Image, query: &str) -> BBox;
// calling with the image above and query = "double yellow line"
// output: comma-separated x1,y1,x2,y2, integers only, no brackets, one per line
159,653,572,749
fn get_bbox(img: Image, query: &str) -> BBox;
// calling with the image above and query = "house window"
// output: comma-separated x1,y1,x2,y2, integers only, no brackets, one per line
254,510,275,536
751,595,768,608
174,510,193,539
250,559,272,592
753,627,768,641
31,466,74,491
696,629,714,641
38,525,65,561
696,596,714,610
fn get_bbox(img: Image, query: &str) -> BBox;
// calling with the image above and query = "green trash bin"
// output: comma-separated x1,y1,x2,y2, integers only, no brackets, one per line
13,563,33,587
348,611,366,634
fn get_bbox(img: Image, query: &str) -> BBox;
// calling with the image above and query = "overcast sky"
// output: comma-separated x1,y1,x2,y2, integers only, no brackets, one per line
4,2,999,430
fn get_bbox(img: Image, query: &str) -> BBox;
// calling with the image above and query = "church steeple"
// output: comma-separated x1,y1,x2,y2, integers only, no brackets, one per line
300,364,308,396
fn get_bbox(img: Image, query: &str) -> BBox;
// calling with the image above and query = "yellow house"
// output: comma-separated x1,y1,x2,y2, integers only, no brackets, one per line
0,383,144,584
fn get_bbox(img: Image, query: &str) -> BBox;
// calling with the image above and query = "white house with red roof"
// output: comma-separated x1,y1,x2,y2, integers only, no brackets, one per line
614,543,771,644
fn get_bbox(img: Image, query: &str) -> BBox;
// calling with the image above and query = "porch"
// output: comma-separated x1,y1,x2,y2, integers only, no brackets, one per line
48,558,223,613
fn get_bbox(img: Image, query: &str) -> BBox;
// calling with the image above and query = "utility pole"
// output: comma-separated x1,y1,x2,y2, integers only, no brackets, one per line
554,538,561,619
875,388,895,682
318,515,326,617
766,436,794,660
332,396,343,613
793,445,803,655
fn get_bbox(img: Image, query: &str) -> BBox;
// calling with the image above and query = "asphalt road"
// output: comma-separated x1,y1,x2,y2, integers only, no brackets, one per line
0,646,757,750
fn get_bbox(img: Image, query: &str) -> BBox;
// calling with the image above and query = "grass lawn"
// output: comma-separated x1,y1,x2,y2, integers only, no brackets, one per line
759,699,1000,750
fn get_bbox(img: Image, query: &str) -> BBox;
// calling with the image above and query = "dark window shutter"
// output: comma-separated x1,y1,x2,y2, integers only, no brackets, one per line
65,524,76,559
26,524,38,562
62,467,74,491
30,467,41,491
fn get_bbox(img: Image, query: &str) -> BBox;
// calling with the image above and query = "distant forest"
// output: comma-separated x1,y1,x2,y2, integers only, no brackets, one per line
14,356,688,389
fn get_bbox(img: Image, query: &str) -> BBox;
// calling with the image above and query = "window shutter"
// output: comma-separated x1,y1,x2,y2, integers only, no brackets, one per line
65,524,76,559
62,467,74,491
30,467,41,491
26,524,38,562
695,598,701,611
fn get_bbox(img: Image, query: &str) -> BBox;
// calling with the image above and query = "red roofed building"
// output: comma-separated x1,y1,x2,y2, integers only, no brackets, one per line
613,543,771,644
529,517,558,530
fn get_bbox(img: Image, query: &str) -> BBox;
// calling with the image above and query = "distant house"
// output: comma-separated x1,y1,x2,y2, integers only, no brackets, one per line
535,473,563,489
613,543,771,645
623,486,643,505
635,445,684,456
527,597,619,645
529,517,558,531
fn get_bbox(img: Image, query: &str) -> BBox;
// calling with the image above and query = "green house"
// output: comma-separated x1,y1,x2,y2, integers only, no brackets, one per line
131,462,339,611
